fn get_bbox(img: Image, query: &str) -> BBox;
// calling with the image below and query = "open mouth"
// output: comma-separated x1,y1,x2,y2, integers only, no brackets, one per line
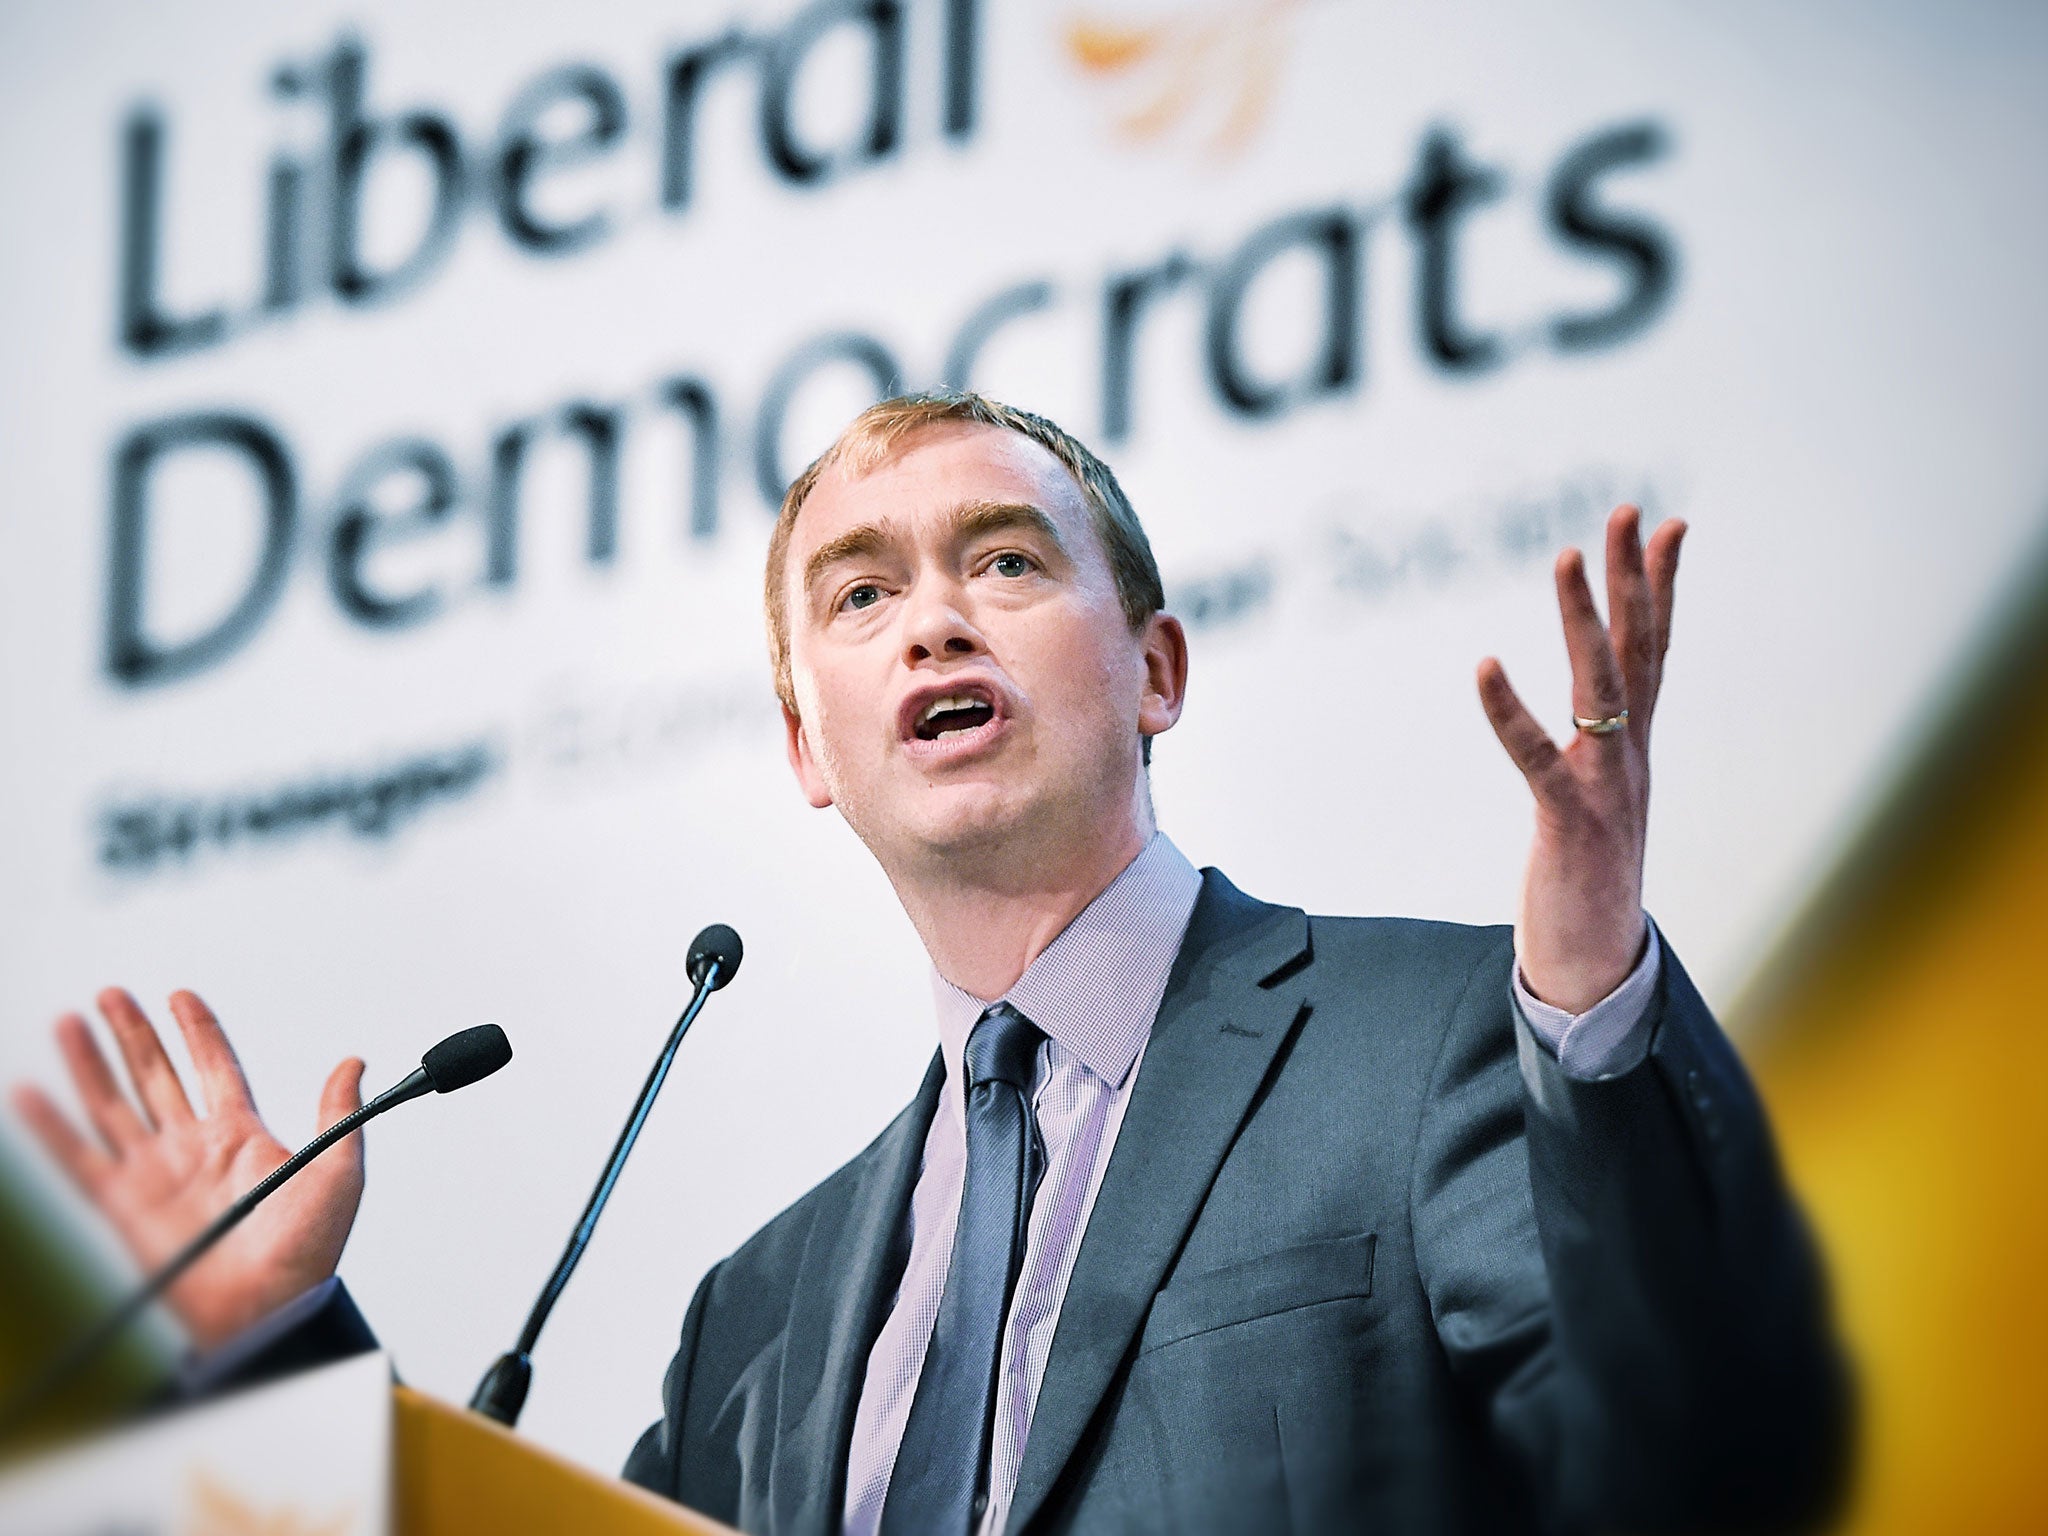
912,691,998,741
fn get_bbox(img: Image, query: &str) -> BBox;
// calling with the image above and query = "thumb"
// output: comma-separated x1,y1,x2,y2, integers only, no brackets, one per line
318,1057,366,1134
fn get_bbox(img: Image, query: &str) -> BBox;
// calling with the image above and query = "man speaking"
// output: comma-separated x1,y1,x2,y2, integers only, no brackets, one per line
13,393,1847,1532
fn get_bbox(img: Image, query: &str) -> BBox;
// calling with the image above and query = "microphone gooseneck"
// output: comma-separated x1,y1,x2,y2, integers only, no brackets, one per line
470,924,743,1428
0,1025,512,1442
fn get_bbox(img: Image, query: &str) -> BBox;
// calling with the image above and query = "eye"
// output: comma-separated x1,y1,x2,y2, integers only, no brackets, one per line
842,583,883,612
988,551,1034,578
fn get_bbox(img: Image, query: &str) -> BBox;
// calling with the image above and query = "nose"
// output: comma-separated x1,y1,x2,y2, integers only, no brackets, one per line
900,578,985,666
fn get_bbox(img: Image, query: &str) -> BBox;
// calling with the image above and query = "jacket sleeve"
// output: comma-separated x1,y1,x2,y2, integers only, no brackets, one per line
622,1258,738,1518
1411,929,1851,1533
172,1277,380,1399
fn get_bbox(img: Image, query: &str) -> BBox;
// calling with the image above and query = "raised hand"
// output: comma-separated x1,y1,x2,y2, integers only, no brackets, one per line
1476,505,1686,1014
8,989,367,1352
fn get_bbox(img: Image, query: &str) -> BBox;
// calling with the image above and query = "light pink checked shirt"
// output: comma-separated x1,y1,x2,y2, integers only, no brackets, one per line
840,833,1660,1536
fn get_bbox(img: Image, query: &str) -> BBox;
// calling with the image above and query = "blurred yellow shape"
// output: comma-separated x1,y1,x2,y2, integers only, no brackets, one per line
1744,542,2048,1532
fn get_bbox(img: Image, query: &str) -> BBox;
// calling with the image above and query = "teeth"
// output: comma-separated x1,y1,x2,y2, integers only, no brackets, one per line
921,695,982,723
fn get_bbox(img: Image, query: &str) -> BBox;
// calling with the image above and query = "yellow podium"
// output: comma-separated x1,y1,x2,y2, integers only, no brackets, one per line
395,1386,737,1536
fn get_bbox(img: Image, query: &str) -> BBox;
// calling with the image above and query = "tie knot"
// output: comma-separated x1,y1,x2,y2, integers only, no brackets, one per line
965,1003,1042,1091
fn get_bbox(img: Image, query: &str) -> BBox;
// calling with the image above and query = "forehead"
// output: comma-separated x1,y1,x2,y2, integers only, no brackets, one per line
791,422,1095,564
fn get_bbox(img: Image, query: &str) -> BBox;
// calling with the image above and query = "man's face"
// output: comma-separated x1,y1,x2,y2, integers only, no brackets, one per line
780,422,1184,871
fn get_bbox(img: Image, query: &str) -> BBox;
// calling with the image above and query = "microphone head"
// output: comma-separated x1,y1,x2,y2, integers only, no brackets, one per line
421,1024,513,1093
687,924,743,991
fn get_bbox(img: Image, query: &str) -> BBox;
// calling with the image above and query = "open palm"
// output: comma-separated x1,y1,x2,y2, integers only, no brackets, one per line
9,989,365,1352
1477,505,1686,1013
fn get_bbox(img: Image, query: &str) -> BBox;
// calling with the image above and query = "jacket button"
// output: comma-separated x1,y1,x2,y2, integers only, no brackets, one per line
1685,1069,1723,1142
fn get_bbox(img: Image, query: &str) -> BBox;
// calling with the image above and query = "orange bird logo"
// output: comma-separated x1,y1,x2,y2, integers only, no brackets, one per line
1064,0,1304,159
182,1468,354,1536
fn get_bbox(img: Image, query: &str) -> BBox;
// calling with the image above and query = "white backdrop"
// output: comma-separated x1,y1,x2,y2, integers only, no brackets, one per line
3,0,2044,1474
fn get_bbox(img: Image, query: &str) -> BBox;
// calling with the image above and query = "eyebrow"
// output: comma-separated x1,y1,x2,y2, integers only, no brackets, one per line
801,499,1070,599
802,523,893,598
953,499,1069,553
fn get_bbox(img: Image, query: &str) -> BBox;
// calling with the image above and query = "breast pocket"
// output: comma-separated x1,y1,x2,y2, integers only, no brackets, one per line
1138,1232,1378,1355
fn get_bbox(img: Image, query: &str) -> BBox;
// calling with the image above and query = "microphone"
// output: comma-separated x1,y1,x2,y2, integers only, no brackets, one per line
469,924,742,1427
0,1025,512,1439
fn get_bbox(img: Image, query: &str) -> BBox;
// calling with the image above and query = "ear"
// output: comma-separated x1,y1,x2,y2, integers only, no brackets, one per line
1136,611,1189,742
783,704,835,809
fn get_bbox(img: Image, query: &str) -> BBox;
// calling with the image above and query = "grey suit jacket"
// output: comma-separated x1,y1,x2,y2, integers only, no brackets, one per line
617,871,1848,1534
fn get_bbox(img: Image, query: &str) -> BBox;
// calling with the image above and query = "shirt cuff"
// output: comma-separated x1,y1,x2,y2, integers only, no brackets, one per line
1512,918,1663,1081
174,1276,343,1397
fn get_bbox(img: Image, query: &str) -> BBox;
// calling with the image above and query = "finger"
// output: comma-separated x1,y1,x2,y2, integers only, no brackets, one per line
54,1013,150,1155
316,1058,366,1136
168,991,254,1119
1476,659,1571,799
9,1083,116,1196
1603,506,1659,730
1554,549,1628,736
1646,518,1687,661
97,988,195,1130
314,1059,369,1177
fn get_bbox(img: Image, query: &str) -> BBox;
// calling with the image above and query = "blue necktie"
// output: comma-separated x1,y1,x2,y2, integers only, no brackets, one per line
880,1002,1046,1535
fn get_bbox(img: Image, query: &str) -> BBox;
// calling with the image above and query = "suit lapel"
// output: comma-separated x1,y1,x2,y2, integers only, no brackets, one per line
768,1052,945,1536
1004,870,1312,1534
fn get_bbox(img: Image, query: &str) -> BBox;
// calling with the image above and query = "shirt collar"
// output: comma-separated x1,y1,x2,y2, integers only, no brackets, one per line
930,832,1204,1094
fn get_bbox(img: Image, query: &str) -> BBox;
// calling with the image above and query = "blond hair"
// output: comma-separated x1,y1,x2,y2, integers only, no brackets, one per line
763,391,1165,718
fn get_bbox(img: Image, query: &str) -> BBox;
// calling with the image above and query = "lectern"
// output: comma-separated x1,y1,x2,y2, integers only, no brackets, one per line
395,1385,734,1535
0,1355,739,1536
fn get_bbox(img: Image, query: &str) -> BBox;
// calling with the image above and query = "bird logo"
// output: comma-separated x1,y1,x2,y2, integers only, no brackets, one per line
1063,1,1303,159
182,1468,354,1536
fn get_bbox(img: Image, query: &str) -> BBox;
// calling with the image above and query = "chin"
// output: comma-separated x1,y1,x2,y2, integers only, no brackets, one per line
907,790,1029,856
874,770,1052,861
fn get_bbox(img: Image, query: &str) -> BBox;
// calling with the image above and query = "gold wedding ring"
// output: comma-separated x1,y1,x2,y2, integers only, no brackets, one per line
1573,709,1630,735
